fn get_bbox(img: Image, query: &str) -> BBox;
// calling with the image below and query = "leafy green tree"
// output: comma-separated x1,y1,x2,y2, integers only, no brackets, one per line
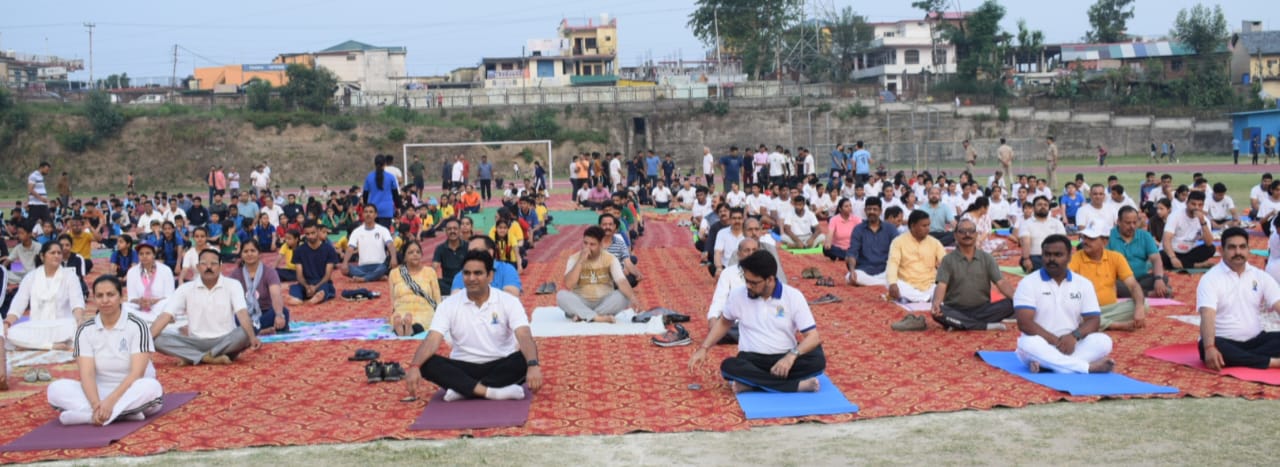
245,79,273,112
688,0,803,80
281,64,338,113
1170,3,1227,55
1015,19,1045,72
84,91,124,140
1085,0,1135,43
943,0,1006,86
823,6,874,82
911,0,948,68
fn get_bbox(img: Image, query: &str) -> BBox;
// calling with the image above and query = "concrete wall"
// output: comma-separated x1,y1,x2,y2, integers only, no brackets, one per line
1071,112,1111,124
1153,118,1194,130
1035,110,1072,122
956,105,994,116
1113,116,1152,127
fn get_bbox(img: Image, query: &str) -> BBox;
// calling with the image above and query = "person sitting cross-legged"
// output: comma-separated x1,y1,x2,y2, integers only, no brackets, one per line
888,211,946,331
1198,227,1280,370
689,250,825,393
227,239,291,335
556,226,643,323
1070,224,1147,332
844,197,897,287
286,221,340,306
150,248,261,365
122,243,176,324
389,240,441,337
1108,206,1171,299
450,235,521,296
927,218,1017,331
47,276,164,425
1161,190,1217,271
1013,234,1115,374
341,205,396,283
403,250,543,402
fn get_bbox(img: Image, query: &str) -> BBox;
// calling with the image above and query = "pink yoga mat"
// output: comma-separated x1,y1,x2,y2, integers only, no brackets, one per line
1145,343,1280,385
0,392,198,452
408,387,532,430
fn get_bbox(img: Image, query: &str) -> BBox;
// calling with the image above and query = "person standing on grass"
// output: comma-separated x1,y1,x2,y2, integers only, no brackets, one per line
409,155,426,193
1045,137,1059,191
963,140,978,175
404,250,542,402
689,250,825,394
702,146,715,190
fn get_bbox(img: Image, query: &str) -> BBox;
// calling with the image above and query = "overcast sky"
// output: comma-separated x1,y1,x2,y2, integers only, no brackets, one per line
1,0,1273,81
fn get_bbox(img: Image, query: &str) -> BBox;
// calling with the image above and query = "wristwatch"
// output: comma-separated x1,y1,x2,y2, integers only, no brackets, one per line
789,348,801,356
526,359,540,367
1071,330,1083,340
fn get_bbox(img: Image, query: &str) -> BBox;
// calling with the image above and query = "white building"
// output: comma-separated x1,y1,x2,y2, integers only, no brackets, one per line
850,12,967,97
313,40,407,93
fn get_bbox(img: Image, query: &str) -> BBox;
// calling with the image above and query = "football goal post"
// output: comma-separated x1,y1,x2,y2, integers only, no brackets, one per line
402,139,555,190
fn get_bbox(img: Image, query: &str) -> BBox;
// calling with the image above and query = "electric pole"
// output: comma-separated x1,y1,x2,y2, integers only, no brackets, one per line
714,7,723,99
172,44,179,89
84,22,95,90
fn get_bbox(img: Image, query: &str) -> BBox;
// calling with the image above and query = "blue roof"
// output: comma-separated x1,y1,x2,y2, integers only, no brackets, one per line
1227,109,1280,117
1060,41,1198,61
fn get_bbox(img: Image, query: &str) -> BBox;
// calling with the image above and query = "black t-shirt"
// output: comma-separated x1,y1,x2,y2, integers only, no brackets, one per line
292,240,341,285
187,206,209,226
282,203,304,221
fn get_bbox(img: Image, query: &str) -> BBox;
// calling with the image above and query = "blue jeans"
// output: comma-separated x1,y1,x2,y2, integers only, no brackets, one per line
348,263,388,282
289,282,335,302
257,307,291,333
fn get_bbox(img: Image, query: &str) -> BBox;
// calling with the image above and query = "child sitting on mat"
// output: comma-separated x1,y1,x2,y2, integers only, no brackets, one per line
47,276,164,426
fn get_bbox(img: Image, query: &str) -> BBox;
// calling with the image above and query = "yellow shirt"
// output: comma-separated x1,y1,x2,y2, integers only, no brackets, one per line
535,205,548,224
278,242,294,266
440,205,455,219
886,233,945,291
68,230,94,259
489,224,524,248
389,265,441,326
420,214,435,231
1068,249,1133,306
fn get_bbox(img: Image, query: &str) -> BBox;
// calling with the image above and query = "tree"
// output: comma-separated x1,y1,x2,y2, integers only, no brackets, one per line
280,64,338,113
245,79,273,112
688,0,803,80
1170,3,1227,55
822,6,874,82
943,0,1006,88
1015,19,1045,72
1085,0,1135,43
84,91,124,140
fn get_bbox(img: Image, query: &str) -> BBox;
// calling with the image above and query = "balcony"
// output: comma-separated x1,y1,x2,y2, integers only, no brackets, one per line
569,74,618,86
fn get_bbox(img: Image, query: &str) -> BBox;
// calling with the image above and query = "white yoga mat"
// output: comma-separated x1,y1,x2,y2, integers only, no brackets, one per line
1169,312,1280,332
529,307,666,337
5,350,74,372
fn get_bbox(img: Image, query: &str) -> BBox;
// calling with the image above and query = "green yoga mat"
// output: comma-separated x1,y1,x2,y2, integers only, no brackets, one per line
783,246,824,255
999,266,1028,277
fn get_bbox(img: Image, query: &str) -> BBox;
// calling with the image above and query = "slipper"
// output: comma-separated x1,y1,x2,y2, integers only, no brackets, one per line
23,368,38,383
37,368,51,382
348,349,380,361
801,267,820,279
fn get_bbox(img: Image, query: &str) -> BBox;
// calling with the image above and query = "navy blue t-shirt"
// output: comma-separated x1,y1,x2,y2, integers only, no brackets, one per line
292,240,341,285
720,155,742,181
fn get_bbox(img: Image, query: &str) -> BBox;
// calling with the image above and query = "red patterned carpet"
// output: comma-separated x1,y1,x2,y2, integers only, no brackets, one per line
2,214,1278,462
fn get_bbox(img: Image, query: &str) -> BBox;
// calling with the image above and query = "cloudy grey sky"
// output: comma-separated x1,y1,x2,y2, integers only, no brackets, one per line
1,0,1273,81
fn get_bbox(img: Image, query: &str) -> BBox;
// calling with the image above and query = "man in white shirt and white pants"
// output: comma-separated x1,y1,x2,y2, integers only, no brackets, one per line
1013,234,1114,374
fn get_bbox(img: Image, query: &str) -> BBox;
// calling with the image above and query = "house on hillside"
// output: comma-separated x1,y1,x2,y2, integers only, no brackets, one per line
1230,21,1280,99
192,64,289,92
1059,40,1200,78
850,12,967,98
311,40,407,94
478,15,620,89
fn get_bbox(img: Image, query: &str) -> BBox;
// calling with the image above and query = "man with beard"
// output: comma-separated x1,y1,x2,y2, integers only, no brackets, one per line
1161,191,1216,271
1013,234,1114,374
1019,196,1066,272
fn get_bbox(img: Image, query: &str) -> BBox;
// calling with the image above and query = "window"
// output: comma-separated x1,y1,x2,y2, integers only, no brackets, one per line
1171,59,1183,72
933,50,947,65
585,38,598,50
883,32,896,38
905,50,920,65
346,54,357,61
885,51,897,65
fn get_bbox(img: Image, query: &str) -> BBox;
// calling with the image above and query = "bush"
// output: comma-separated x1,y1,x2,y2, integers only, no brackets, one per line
56,129,94,153
815,102,833,113
997,104,1010,122
329,116,357,131
836,102,870,120
387,127,407,143
84,91,125,139
246,80,274,112
698,100,729,116
519,147,536,163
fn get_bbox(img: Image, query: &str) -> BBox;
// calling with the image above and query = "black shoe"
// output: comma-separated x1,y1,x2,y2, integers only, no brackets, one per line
652,324,692,347
382,362,406,382
365,361,384,383
349,349,380,361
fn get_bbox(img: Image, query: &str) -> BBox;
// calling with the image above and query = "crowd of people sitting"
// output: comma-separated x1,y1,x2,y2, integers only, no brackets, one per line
6,142,1280,426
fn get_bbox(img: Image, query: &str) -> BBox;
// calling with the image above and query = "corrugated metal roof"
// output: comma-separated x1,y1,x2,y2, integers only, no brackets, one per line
1061,41,1195,61
1238,31,1280,55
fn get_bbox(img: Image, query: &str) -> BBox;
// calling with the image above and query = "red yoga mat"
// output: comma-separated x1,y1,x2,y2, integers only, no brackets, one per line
408,387,532,430
1144,343,1280,385
0,392,198,452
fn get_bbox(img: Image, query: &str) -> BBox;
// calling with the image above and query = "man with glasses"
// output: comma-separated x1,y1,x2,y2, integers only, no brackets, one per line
150,248,261,365
920,218,1017,332
689,250,824,393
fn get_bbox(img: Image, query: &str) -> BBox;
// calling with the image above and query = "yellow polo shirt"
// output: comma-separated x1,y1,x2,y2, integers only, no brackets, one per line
886,233,945,291
1068,249,1134,306
68,230,94,259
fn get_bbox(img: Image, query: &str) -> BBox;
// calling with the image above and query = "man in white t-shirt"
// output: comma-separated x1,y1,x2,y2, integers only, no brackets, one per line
150,249,260,365
675,181,698,209
1074,185,1117,234
767,147,787,185
405,250,543,402
1249,173,1272,219
690,188,714,226
260,196,285,227
1013,234,1114,374
1018,196,1067,272
780,196,825,249
712,207,746,273
1161,191,1215,271
702,146,715,190
745,184,767,217
689,250,824,393
1197,227,1280,370
452,155,466,190
1205,182,1238,228
609,153,623,191
1104,184,1138,214
725,183,747,209
650,180,674,209
342,205,396,282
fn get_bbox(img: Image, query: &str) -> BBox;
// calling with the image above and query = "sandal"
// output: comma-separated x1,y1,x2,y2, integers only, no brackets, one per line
23,368,39,383
37,368,51,382
365,361,384,383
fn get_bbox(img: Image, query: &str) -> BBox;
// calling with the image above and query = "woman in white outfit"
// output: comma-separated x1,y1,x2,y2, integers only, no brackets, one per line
1266,217,1280,284
3,241,87,351
122,243,175,323
48,275,164,426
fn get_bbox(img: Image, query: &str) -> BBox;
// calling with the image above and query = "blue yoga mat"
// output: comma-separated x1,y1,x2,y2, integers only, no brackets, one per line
733,374,859,420
977,351,1178,397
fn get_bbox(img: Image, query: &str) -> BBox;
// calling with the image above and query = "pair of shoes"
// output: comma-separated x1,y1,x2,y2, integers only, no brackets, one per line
23,368,38,383
348,349,381,361
890,315,928,332
365,361,406,383
815,277,835,287
801,267,821,279
809,294,842,305
37,368,51,381
652,324,692,347
535,282,557,295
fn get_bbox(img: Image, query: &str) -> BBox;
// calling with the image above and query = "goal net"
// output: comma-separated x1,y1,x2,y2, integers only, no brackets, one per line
401,140,555,192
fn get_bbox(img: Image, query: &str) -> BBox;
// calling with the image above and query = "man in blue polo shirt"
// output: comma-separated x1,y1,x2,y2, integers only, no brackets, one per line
645,150,661,185
451,236,521,296
1107,206,1170,298
845,197,898,286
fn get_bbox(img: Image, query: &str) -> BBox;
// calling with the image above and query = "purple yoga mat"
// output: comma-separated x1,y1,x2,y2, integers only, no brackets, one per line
0,392,198,452
408,387,532,430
